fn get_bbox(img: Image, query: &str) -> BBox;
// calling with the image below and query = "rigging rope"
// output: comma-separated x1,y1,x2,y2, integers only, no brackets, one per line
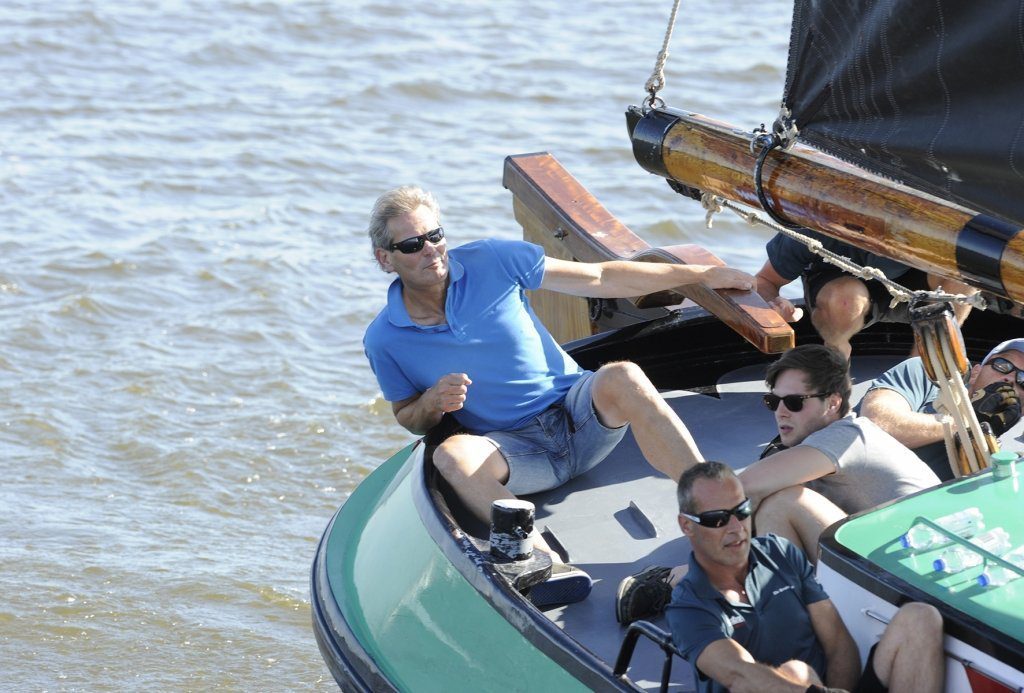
699,192,988,311
643,0,683,111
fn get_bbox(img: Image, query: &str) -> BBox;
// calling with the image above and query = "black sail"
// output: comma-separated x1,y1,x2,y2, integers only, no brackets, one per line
782,0,1024,227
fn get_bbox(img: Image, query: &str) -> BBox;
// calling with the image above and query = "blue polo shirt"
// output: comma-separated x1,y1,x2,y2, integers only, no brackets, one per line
666,535,829,693
363,239,584,433
857,356,950,480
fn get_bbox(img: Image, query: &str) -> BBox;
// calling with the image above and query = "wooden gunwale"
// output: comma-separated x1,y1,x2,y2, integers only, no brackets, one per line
502,152,794,354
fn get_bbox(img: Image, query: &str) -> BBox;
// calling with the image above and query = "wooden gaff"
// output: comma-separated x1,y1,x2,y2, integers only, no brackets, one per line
627,106,1024,306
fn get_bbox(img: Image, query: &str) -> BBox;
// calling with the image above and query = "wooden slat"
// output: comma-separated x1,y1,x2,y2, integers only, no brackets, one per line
502,152,794,354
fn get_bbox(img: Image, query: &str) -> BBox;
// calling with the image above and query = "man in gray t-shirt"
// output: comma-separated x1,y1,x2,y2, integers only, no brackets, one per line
736,344,939,560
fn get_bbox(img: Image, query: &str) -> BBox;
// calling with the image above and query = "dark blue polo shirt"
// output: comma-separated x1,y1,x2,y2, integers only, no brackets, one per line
666,535,830,693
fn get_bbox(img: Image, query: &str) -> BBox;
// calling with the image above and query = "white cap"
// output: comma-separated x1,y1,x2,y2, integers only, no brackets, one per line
982,339,1024,365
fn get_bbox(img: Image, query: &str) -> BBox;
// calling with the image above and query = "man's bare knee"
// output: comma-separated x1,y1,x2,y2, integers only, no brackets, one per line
888,602,943,640
433,435,504,482
592,360,658,420
776,659,821,685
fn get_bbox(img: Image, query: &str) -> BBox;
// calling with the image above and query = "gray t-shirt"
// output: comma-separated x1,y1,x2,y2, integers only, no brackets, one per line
801,414,940,513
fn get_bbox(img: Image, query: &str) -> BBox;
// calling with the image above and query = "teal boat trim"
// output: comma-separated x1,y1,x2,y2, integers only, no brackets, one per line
819,471,1024,674
410,453,637,692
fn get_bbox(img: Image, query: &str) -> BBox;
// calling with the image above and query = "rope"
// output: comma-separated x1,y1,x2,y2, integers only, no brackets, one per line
643,0,683,111
699,192,988,311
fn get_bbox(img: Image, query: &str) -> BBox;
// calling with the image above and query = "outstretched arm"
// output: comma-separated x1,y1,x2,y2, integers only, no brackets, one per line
860,387,945,448
739,446,835,508
539,256,754,298
392,373,472,435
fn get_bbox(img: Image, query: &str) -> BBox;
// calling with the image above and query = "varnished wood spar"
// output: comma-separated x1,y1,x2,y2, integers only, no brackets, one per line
629,106,1024,304
502,152,794,354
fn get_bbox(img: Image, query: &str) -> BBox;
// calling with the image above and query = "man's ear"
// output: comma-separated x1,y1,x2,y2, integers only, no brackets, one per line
678,514,693,537
375,247,393,273
967,363,982,390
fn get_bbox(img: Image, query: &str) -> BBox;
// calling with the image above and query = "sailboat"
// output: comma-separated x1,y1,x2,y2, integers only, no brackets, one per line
312,1,1024,690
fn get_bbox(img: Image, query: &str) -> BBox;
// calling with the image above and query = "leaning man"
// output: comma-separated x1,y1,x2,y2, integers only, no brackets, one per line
362,185,755,605
666,461,944,693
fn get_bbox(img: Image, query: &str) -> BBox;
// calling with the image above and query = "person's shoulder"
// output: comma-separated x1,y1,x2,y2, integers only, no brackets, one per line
363,307,392,347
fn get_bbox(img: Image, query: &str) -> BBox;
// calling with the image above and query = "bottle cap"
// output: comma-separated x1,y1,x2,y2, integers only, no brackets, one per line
932,558,947,572
978,572,992,587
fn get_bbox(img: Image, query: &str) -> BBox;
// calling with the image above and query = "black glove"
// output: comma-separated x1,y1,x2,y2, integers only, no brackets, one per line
971,382,1022,436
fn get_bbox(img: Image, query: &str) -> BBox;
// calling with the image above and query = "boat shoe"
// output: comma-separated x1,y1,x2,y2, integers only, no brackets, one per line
528,563,593,608
615,565,672,625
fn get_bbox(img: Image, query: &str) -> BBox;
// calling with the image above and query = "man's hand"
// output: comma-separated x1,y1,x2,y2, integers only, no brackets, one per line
971,382,1022,436
428,373,472,414
767,295,804,323
702,266,756,291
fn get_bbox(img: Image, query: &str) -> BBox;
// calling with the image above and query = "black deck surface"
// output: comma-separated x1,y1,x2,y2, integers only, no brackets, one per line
522,354,912,690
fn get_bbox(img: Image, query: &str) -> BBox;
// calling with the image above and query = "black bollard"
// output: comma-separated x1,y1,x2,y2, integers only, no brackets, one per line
490,499,535,562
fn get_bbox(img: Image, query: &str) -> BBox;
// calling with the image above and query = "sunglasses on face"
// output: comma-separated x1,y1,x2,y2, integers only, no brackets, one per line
388,227,445,254
988,357,1024,388
681,498,753,528
762,392,829,412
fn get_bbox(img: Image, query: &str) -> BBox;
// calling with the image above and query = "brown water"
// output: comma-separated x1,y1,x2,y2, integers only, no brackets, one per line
0,1,790,688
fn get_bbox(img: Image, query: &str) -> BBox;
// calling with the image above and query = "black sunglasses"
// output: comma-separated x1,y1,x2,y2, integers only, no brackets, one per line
762,392,829,412
388,227,445,254
681,498,753,528
988,357,1024,388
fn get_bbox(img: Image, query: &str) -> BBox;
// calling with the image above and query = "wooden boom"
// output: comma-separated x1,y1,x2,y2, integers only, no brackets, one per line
628,106,1024,305
502,152,794,354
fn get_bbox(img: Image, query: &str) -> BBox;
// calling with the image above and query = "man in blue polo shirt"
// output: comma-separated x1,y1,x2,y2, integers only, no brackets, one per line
666,461,944,693
859,338,1023,481
363,185,756,605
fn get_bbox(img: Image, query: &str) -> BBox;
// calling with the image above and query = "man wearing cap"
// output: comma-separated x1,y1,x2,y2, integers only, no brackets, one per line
859,338,1024,481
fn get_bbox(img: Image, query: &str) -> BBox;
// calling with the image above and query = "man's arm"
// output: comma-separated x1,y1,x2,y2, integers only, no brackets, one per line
806,599,861,690
539,256,754,298
860,387,945,448
755,259,804,323
739,446,836,508
695,639,818,693
391,373,472,435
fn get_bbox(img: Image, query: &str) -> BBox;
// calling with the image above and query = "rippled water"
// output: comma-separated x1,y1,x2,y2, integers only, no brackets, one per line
0,1,790,688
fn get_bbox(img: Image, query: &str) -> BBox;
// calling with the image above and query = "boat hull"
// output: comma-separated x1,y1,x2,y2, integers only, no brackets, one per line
311,442,627,691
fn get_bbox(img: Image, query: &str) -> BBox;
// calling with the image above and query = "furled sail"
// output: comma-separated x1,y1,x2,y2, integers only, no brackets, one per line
782,0,1024,228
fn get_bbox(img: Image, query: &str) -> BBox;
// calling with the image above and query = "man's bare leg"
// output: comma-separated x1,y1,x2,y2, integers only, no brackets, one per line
432,434,563,561
810,275,872,360
591,360,704,482
871,602,945,692
753,486,846,562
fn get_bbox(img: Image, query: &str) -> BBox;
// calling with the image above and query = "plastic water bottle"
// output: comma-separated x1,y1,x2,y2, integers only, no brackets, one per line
899,508,984,550
977,545,1024,587
932,528,1012,573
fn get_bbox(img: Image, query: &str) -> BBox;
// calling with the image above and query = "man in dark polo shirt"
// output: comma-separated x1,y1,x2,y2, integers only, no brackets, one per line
665,462,944,693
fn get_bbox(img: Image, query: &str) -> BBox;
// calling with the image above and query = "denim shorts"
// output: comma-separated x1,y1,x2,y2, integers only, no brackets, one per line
485,371,628,495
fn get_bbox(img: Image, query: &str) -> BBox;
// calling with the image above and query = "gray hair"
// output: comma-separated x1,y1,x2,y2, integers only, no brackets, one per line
367,186,441,261
677,461,738,514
